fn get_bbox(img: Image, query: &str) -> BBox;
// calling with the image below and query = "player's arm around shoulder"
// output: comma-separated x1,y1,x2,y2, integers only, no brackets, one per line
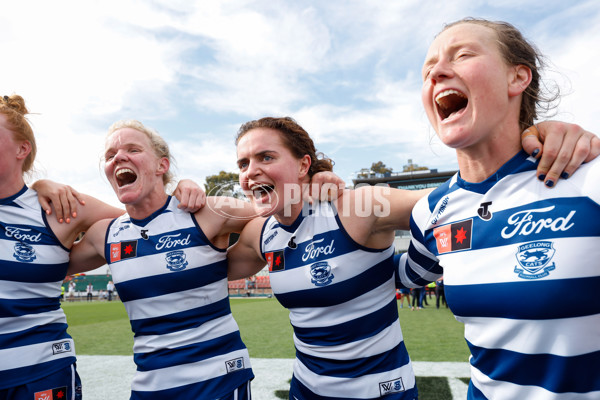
227,217,267,281
193,196,255,241
335,186,431,247
49,194,123,248
68,218,112,275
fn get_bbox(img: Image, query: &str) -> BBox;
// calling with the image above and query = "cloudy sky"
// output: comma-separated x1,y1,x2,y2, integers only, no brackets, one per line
2,0,599,208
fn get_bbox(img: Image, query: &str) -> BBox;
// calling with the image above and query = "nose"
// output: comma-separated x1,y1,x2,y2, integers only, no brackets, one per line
428,59,453,84
113,149,128,163
246,159,261,179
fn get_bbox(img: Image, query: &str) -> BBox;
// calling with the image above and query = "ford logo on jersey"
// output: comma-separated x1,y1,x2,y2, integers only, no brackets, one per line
310,261,334,286
514,240,556,279
165,250,188,271
13,242,36,262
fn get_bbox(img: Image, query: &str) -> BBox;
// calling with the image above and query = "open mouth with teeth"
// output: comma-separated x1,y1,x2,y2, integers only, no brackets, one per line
250,183,275,201
116,168,138,187
436,89,468,120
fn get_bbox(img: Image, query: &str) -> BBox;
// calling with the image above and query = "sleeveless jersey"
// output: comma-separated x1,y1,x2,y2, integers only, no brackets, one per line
0,186,75,388
261,202,417,399
396,151,600,399
105,197,253,399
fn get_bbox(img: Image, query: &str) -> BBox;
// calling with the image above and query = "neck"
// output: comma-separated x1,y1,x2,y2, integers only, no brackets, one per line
456,120,522,183
0,173,25,199
124,191,169,220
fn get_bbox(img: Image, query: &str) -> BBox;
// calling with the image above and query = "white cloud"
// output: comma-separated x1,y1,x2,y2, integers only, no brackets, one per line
2,0,598,208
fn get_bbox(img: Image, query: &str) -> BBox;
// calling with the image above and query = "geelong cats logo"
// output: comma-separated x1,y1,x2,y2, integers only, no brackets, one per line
514,241,556,279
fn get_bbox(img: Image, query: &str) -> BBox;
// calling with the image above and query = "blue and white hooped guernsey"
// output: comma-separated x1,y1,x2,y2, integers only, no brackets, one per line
396,151,600,400
105,197,253,399
0,186,75,389
261,202,417,400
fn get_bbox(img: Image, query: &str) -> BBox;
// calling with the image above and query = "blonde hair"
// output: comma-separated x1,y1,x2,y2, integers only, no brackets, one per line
0,94,37,174
107,119,175,187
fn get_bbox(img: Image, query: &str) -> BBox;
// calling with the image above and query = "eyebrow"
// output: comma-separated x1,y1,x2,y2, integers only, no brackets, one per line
236,150,277,165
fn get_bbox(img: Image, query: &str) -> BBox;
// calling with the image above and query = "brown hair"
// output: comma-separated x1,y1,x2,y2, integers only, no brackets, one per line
236,116,333,177
441,18,559,131
107,119,175,187
0,94,37,173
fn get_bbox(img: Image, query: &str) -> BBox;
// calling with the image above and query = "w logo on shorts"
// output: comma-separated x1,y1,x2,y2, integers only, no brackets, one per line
225,357,245,373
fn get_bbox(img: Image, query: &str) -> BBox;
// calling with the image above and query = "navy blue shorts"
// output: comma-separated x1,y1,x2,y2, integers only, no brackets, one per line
0,363,82,400
218,380,251,400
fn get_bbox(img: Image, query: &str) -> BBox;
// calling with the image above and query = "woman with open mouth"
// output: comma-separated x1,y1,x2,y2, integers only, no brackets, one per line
395,18,600,399
225,111,597,399
64,120,257,400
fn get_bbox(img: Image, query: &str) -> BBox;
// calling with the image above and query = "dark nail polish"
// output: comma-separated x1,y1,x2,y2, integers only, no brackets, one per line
531,148,540,158
545,180,554,188
538,174,545,181
560,172,569,179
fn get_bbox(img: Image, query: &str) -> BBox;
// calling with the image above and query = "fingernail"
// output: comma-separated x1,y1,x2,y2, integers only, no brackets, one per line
72,212,77,217
531,148,540,158
59,218,64,223
545,180,554,188
560,172,569,179
538,174,545,181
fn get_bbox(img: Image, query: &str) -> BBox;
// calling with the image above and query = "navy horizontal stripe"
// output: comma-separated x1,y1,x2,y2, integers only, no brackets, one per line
124,226,212,255
0,223,62,246
296,340,411,378
290,375,417,400
279,229,365,271
0,260,67,283
115,259,227,302
130,369,253,400
0,357,76,390
468,339,600,393
403,246,442,287
134,331,246,371
274,255,394,309
424,197,600,255
0,297,60,318
446,276,600,319
0,322,70,350
130,297,232,336
293,299,399,346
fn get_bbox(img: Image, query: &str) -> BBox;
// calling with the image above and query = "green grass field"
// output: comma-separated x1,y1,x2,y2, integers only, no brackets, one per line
63,297,470,399
63,297,469,361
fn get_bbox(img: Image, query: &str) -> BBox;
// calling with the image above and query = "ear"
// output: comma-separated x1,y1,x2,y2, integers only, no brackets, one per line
15,140,32,161
508,65,532,97
298,154,311,179
156,157,170,176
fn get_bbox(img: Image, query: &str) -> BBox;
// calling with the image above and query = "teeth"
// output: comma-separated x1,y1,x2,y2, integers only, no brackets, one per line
116,168,134,177
435,89,466,105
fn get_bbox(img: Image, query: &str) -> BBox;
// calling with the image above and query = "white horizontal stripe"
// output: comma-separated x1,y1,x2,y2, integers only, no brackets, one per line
124,278,228,320
442,237,599,286
110,246,225,283
0,240,68,264
470,363,600,400
130,348,251,391
289,278,396,328
270,248,393,294
294,319,402,360
293,356,415,398
0,279,61,299
133,314,241,354
0,308,67,335
459,314,600,357
0,339,75,371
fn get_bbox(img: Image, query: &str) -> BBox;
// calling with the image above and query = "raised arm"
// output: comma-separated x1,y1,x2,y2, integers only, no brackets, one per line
227,217,267,281
68,218,111,275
